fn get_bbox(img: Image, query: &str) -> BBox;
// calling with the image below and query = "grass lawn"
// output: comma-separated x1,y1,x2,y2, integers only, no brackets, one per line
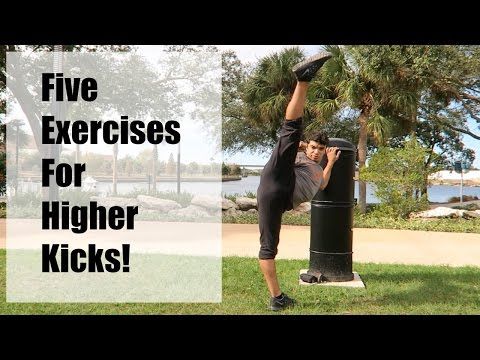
223,213,480,233
1,250,479,315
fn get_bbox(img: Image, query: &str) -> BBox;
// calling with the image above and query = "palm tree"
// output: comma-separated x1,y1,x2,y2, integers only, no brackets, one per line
242,46,421,213
310,45,419,213
242,47,311,142
242,46,394,213
309,45,379,213
353,45,480,199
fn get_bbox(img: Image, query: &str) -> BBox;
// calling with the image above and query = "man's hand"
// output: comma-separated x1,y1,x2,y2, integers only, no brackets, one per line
326,147,341,163
319,147,341,190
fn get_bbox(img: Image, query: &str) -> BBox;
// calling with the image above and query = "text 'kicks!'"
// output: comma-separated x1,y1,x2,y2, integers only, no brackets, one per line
268,293,296,311
292,51,332,82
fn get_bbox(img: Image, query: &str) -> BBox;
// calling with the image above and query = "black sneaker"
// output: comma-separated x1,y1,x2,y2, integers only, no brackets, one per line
268,293,296,311
292,51,332,82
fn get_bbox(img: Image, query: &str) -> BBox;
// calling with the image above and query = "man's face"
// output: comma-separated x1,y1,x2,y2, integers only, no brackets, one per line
306,141,326,163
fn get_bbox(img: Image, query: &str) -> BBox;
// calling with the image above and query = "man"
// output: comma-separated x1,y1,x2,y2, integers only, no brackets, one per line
257,51,341,311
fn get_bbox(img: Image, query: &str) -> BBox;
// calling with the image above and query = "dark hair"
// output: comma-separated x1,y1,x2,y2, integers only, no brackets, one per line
305,131,329,146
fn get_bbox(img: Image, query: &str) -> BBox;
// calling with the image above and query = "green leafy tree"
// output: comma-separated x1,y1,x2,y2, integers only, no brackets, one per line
155,45,221,193
135,149,152,175
82,153,106,174
241,48,305,150
0,152,5,195
202,164,211,176
222,50,276,154
361,138,434,218
311,45,480,213
389,96,476,195
0,45,130,151
123,156,134,176
229,164,241,176
222,162,230,176
310,45,417,214
187,162,199,175
358,45,480,195
166,153,176,175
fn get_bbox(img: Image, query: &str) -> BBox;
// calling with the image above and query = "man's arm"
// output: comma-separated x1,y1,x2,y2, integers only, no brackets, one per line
319,147,340,190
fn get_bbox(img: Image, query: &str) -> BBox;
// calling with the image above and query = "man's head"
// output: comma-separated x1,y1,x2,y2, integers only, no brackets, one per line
304,131,328,163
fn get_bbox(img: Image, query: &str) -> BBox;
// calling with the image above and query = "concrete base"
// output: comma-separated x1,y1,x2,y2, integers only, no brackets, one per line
299,270,365,288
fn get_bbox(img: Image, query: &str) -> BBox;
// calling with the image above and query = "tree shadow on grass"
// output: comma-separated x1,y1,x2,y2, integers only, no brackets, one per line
279,262,480,314
356,265,480,311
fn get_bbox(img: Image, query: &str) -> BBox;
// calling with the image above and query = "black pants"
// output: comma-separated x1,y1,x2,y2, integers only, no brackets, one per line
257,118,303,259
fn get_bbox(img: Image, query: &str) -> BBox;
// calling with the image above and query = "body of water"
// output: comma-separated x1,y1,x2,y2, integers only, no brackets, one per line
222,176,479,203
17,176,479,203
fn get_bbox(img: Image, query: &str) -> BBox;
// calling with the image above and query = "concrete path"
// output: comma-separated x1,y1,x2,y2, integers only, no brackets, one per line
1,219,479,267
222,224,480,267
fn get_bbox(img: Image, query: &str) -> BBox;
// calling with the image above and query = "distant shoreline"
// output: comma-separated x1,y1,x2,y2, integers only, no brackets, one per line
429,180,480,187
16,174,480,186
17,174,241,183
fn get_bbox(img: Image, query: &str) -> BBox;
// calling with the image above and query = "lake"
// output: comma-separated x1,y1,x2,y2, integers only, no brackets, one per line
18,176,479,203
223,176,479,203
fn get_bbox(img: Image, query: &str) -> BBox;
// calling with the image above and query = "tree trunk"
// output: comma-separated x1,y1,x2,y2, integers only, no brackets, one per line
113,143,118,196
14,125,19,196
357,112,368,214
410,101,418,137
177,142,181,194
421,145,435,198
152,144,157,195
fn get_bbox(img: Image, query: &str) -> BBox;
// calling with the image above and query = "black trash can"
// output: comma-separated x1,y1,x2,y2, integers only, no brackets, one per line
309,138,356,281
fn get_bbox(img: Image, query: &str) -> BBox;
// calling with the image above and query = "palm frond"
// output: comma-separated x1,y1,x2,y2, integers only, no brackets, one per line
368,113,394,146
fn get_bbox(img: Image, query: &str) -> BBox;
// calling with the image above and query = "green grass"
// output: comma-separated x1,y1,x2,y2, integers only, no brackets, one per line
1,250,479,314
354,215,480,233
222,212,480,233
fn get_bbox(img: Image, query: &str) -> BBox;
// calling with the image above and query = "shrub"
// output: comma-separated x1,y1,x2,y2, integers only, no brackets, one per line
361,138,435,218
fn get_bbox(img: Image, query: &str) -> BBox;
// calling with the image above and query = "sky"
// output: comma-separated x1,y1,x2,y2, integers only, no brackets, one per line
217,45,480,169
7,45,480,168
120,45,322,165
216,45,321,166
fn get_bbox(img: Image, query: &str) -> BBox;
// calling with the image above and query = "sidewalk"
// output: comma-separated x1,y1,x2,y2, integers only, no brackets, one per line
222,224,480,267
1,220,479,267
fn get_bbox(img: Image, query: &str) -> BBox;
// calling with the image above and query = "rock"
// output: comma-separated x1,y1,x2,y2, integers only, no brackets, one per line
463,211,480,219
139,209,159,215
223,207,240,216
410,207,465,219
221,198,239,211
168,205,211,218
136,195,181,212
247,209,258,214
235,197,257,211
90,196,139,208
191,195,223,210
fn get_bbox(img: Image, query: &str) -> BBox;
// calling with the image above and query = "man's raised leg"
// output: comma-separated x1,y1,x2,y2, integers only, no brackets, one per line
286,82,309,120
